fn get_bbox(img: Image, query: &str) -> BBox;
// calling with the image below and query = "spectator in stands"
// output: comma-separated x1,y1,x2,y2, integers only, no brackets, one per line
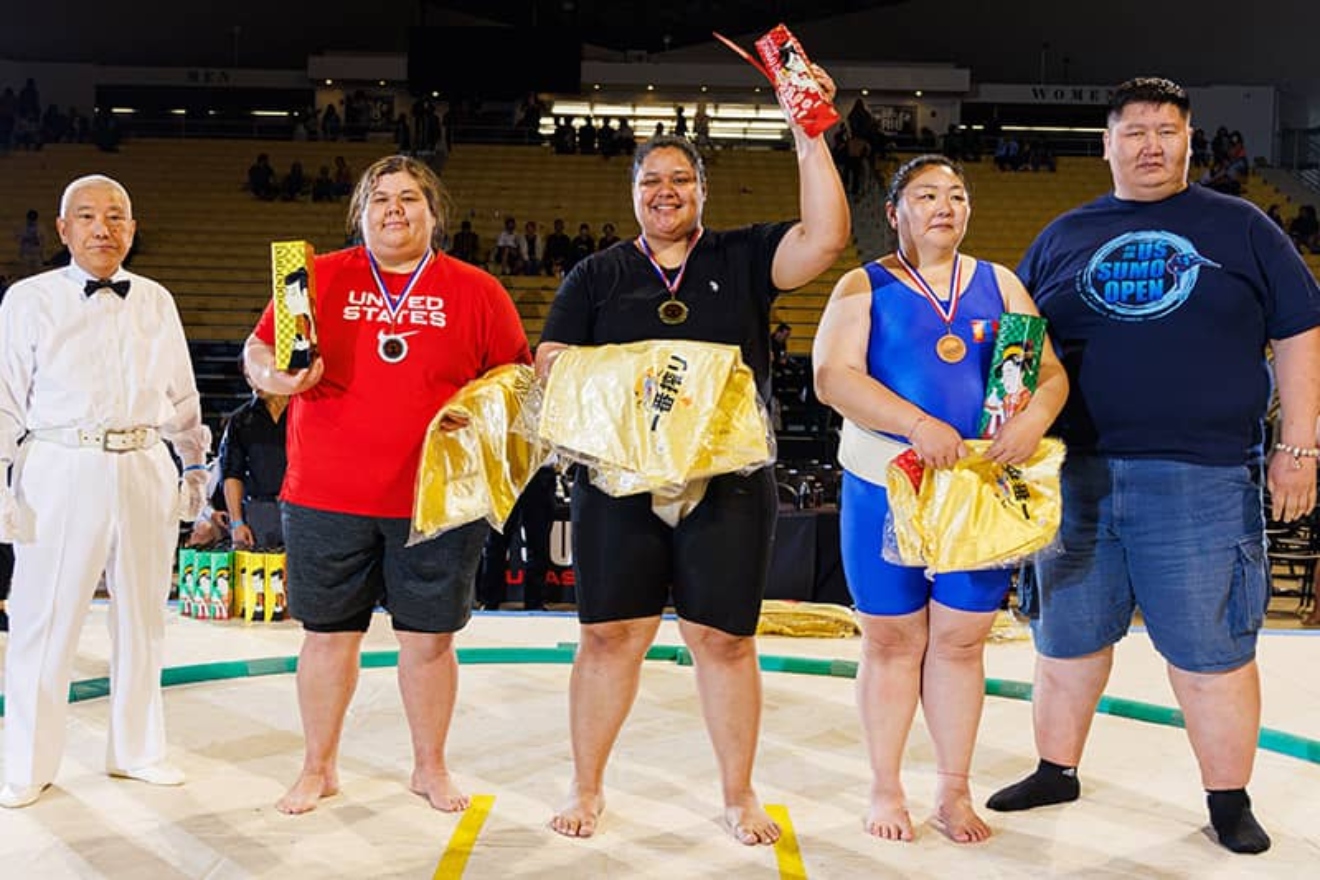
1199,159,1244,196
553,116,576,154
568,222,596,270
770,321,793,367
449,219,481,265
1265,204,1286,230
15,209,44,276
332,156,354,198
492,216,524,275
0,88,15,154
596,222,621,251
220,358,288,550
536,63,849,845
1026,138,1057,173
577,116,598,155
1289,204,1319,253
845,128,873,195
543,218,573,276
993,134,1021,171
311,166,336,202
597,117,618,158
521,220,544,276
243,154,531,816
0,174,210,808
616,117,635,152
281,161,307,201
1191,127,1211,167
321,104,342,141
693,103,713,151
248,153,278,200
476,465,557,611
986,77,1320,857
394,114,412,152
92,108,121,153
813,154,1067,844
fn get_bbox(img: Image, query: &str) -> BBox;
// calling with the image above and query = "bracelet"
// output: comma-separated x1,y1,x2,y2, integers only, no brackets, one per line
1274,442,1320,469
183,464,208,473
908,414,930,439
230,519,246,529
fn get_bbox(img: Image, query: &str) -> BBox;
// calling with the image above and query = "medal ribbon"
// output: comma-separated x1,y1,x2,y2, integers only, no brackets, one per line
636,228,704,300
366,248,434,321
894,249,962,329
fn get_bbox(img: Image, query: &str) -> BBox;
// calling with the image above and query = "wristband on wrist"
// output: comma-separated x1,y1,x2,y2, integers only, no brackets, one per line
1274,442,1320,469
909,414,930,439
183,463,207,473
230,519,246,529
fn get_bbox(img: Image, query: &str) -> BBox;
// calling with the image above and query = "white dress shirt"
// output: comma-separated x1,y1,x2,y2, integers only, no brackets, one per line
0,264,209,469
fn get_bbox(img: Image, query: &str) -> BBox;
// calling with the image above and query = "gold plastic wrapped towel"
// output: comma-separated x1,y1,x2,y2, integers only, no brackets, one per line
412,363,547,540
539,340,773,496
756,600,860,638
885,438,1065,574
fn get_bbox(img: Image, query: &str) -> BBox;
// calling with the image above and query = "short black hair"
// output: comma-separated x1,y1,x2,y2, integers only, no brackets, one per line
1108,77,1190,124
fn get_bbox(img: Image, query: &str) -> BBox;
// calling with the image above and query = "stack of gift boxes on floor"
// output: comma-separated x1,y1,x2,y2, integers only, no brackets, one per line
177,548,287,622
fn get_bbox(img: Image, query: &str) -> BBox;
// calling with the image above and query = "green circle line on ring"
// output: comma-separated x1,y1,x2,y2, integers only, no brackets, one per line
2,643,1316,766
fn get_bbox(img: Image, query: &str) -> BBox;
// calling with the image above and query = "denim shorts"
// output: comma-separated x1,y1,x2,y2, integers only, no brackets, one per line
282,501,487,633
1025,455,1269,673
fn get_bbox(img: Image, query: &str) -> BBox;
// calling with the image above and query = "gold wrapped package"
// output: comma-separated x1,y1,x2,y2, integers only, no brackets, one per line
539,341,773,496
413,364,548,539
885,438,1065,574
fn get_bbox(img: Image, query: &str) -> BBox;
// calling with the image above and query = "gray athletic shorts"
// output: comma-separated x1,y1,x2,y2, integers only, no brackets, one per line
282,501,486,633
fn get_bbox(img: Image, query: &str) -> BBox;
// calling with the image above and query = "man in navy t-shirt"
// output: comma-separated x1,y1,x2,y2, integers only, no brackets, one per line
985,78,1320,856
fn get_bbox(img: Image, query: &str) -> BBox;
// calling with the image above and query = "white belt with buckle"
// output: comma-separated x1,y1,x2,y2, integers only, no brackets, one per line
32,426,160,452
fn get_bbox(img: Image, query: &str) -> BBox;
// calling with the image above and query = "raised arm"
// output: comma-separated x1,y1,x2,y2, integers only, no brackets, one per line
771,65,851,292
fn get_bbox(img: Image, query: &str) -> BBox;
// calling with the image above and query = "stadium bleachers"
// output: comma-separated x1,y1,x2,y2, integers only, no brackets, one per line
2,140,1316,364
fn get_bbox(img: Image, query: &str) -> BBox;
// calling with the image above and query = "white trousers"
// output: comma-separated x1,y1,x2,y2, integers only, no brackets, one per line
4,439,178,787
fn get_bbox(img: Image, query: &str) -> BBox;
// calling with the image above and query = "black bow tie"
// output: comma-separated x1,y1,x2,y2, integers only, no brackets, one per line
84,278,131,298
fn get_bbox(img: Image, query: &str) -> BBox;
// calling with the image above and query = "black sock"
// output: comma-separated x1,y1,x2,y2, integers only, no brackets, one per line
1207,789,1271,854
985,759,1080,812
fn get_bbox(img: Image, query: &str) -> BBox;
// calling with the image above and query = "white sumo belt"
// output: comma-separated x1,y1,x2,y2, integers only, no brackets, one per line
32,426,160,452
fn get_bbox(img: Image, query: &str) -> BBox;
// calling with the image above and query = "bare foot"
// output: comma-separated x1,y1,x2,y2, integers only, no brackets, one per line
723,796,781,846
276,770,339,815
550,787,605,838
930,793,992,844
864,789,914,842
410,768,469,812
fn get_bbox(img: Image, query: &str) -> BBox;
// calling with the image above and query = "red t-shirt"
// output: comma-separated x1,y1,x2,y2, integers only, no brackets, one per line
254,246,531,517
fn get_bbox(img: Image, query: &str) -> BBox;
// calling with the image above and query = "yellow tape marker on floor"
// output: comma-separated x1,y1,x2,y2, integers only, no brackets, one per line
765,803,808,880
433,794,495,880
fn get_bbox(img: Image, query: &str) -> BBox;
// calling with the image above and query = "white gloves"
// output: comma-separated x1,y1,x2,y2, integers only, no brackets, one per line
177,467,211,523
0,485,34,543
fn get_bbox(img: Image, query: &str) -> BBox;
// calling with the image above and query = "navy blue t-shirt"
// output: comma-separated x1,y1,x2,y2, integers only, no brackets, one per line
1019,184,1320,465
540,222,793,399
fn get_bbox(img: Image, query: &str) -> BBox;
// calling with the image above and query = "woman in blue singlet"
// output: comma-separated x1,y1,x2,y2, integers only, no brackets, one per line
812,155,1067,844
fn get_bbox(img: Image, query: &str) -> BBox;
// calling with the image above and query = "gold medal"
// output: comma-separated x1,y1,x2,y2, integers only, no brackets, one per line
936,332,967,364
658,299,689,325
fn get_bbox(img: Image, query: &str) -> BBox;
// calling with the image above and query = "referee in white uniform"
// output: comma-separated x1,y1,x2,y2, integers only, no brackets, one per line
0,174,210,808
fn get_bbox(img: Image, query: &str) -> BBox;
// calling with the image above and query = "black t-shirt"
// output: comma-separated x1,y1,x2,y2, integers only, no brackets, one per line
219,396,289,500
540,222,793,398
